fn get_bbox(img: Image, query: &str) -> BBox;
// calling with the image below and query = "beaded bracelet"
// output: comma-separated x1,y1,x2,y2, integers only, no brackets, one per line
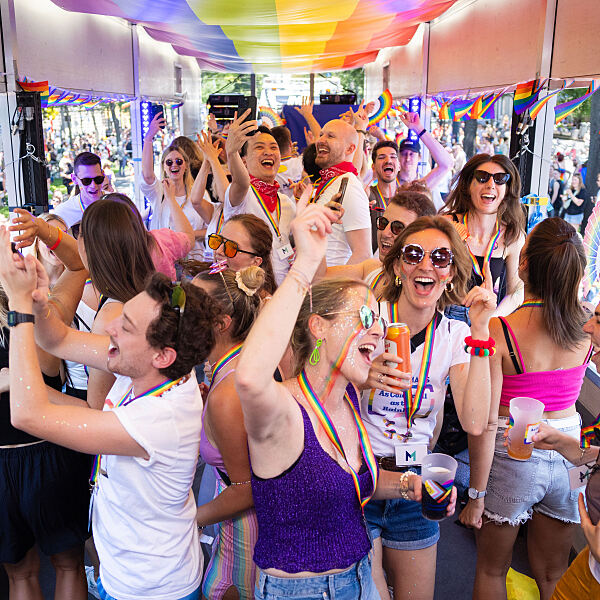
398,472,411,500
464,344,496,357
464,336,495,349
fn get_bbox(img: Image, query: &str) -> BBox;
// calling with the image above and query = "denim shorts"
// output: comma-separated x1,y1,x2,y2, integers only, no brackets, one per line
484,414,581,526
255,554,380,600
97,578,200,600
364,466,439,551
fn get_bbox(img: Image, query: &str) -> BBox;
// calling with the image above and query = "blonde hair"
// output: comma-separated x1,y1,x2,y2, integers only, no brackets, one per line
160,145,194,204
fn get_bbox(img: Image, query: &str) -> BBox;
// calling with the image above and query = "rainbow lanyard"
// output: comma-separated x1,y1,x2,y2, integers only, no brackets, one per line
462,213,501,281
89,377,183,487
391,310,436,430
313,174,341,203
515,299,544,311
215,208,225,234
372,184,388,210
250,184,281,237
297,369,378,509
209,343,243,390
387,301,399,324
370,270,385,296
78,195,86,213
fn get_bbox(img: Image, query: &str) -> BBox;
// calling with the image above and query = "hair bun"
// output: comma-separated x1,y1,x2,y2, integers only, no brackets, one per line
236,266,265,295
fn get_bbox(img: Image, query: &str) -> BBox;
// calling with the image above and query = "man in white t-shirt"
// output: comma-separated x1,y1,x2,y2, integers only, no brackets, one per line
224,114,296,285
313,119,372,266
271,125,304,199
3,260,219,600
396,112,454,211
52,152,108,227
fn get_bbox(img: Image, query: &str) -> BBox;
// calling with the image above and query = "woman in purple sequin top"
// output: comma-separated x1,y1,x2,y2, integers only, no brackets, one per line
236,198,456,600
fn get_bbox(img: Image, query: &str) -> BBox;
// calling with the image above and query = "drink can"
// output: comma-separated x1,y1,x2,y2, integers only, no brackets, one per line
384,323,411,375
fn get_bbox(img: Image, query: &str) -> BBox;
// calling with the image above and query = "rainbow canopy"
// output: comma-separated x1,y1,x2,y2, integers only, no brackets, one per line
50,0,458,73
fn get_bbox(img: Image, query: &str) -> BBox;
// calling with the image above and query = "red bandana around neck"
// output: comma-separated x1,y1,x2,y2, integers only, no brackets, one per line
250,176,280,212
315,162,358,199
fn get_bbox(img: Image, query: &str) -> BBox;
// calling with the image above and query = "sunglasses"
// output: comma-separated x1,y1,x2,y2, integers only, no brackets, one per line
169,283,186,342
207,234,260,259
165,158,184,167
401,243,453,269
473,170,510,185
79,174,105,186
376,215,405,235
324,305,388,337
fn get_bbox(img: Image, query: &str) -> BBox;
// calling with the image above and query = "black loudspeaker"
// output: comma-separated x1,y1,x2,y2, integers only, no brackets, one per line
207,94,257,127
16,91,48,213
320,93,357,104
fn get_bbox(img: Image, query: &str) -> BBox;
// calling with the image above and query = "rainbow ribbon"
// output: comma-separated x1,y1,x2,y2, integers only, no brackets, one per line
462,214,501,281
371,184,388,211
209,343,243,390
250,184,281,237
387,301,399,324
297,370,378,509
215,207,225,234
370,270,385,295
404,317,436,429
90,377,183,487
516,299,544,311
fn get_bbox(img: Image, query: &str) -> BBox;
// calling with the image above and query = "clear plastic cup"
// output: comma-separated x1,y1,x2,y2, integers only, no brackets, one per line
421,453,457,521
507,397,545,461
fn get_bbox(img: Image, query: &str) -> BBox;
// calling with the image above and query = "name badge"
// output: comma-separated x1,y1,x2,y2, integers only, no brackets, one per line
276,243,294,260
568,463,594,491
395,444,427,466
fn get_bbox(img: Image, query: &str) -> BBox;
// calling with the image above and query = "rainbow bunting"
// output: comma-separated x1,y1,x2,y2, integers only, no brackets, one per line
555,81,598,124
368,89,393,126
18,79,49,95
438,99,455,120
453,98,477,121
514,79,547,115
469,96,484,119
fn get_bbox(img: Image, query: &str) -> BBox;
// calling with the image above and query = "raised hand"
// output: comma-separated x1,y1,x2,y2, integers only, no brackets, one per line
162,178,176,202
196,131,221,165
367,125,386,141
146,112,166,141
8,208,41,249
364,351,411,394
294,97,314,121
207,113,219,134
304,126,315,146
463,261,497,333
399,111,424,133
351,100,369,132
224,110,258,156
0,227,39,308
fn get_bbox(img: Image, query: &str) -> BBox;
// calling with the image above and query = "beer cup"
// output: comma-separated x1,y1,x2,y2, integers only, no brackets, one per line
507,397,544,461
421,453,457,521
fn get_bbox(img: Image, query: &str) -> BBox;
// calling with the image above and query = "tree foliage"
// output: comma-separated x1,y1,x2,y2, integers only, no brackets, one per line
556,88,592,124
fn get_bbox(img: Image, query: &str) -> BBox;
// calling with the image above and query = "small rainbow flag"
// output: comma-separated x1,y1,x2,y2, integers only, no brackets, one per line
528,80,573,120
555,81,598,124
18,78,50,105
368,89,393,126
438,99,454,120
514,79,547,115
453,98,477,121
474,90,506,120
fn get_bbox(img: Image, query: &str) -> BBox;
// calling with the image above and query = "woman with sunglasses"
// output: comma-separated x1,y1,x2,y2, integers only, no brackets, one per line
141,113,204,257
463,218,592,600
361,216,496,600
208,214,277,296
443,153,525,318
316,190,436,298
234,199,457,600
180,262,265,600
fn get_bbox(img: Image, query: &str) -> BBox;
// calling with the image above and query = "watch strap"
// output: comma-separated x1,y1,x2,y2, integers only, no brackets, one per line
7,311,35,327
417,128,427,139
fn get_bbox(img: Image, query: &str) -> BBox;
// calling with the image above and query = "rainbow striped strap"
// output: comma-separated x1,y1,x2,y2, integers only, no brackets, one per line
516,299,544,310
297,370,378,508
462,214,501,281
209,343,243,390
369,270,385,294
387,301,399,324
216,208,225,234
250,185,281,237
371,184,388,210
404,316,436,429
90,376,184,486
313,174,340,202
79,195,86,213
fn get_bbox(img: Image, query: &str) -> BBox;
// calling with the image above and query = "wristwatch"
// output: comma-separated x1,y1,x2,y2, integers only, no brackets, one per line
7,311,35,327
468,487,486,500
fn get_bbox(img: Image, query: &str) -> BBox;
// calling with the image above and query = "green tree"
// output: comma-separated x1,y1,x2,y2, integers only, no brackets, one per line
556,88,592,125
201,72,267,103
321,68,365,99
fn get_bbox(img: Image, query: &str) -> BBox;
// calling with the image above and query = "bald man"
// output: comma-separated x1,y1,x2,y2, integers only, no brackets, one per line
313,119,372,266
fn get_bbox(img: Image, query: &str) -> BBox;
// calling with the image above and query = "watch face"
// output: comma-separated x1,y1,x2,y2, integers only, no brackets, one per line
7,312,16,327
468,488,478,499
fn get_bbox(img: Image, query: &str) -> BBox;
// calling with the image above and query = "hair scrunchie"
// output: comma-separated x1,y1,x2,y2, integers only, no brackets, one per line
235,271,257,296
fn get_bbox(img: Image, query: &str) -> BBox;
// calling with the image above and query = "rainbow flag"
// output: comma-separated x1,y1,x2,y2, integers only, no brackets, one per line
475,90,506,119
453,98,477,121
438,99,454,120
18,78,50,105
555,81,598,124
514,79,547,114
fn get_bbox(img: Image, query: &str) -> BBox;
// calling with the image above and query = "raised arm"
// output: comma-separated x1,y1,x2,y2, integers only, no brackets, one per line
345,228,373,265
142,112,165,185
162,179,194,248
399,112,453,190
189,158,215,224
494,232,525,317
294,98,321,140
224,110,256,207
197,132,230,202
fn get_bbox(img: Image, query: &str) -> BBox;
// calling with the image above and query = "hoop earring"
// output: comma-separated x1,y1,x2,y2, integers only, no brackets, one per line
395,276,402,287
309,339,323,366
446,281,454,293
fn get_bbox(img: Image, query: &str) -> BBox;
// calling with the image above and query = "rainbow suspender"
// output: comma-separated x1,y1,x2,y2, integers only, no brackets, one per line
250,184,281,237
297,370,378,509
209,343,243,390
90,377,183,487
462,213,501,280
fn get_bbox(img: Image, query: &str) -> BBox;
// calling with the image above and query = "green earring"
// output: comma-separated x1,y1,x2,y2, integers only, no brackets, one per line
309,338,323,365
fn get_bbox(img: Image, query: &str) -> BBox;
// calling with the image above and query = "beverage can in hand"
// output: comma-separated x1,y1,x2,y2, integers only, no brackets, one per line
384,323,410,388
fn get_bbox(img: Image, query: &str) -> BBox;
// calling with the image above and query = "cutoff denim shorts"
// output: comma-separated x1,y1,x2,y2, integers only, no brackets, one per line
484,413,581,526
255,554,381,600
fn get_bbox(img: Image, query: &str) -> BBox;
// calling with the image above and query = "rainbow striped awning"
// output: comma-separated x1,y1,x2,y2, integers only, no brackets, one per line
50,0,457,73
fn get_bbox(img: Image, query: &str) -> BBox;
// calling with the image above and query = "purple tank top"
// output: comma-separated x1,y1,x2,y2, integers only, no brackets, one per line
251,385,373,573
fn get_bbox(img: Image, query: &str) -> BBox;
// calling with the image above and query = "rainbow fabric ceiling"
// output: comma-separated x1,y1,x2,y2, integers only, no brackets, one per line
50,0,457,73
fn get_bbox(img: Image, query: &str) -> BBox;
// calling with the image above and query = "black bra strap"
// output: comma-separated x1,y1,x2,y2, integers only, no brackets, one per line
499,317,523,374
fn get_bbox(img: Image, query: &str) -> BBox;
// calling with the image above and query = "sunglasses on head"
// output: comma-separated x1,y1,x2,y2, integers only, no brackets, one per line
169,283,186,342
324,305,388,337
208,233,260,259
473,170,510,185
79,174,105,186
165,158,184,167
376,215,405,236
401,243,453,269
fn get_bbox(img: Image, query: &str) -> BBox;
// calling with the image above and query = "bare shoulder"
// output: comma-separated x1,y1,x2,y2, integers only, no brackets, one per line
92,301,123,335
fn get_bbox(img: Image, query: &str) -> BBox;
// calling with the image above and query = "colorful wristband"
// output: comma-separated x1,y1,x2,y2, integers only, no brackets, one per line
417,128,427,139
47,227,63,251
464,344,496,357
464,336,496,350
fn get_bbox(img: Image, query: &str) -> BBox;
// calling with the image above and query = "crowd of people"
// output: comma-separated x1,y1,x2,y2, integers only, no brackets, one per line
0,99,599,600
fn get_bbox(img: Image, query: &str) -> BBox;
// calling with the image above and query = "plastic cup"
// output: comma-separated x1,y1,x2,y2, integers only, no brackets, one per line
507,397,545,461
421,453,457,521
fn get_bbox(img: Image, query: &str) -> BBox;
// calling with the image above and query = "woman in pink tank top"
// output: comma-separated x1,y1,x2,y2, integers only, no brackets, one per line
184,261,266,600
462,218,593,600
